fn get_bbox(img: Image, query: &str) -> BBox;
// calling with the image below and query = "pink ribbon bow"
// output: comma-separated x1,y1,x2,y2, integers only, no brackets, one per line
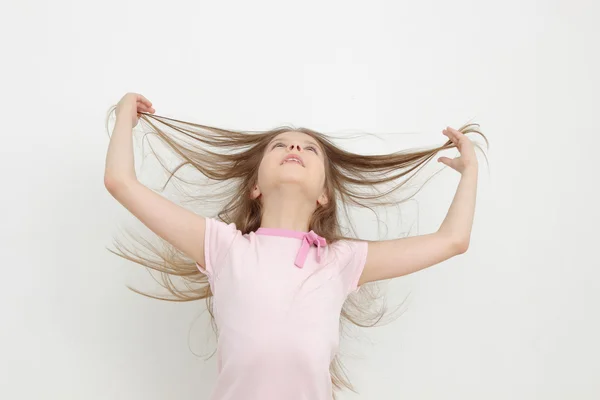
294,230,327,268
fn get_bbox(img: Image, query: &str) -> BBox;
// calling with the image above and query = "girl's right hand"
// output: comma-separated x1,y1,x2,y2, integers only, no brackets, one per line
115,92,155,127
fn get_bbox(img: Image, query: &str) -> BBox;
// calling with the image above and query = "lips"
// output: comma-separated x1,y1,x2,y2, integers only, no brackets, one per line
281,154,305,167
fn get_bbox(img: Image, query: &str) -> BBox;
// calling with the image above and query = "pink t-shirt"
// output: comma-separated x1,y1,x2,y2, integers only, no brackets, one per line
196,217,369,400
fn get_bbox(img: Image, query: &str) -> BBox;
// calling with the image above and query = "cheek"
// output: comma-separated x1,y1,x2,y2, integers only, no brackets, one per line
256,159,266,182
257,155,275,181
308,162,326,183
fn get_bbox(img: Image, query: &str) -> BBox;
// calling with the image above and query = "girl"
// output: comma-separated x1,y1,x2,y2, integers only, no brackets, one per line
104,92,486,400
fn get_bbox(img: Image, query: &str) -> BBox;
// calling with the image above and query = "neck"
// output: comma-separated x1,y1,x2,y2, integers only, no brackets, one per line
259,191,316,232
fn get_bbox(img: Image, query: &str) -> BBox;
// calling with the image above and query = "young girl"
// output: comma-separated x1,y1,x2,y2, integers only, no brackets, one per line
104,92,486,400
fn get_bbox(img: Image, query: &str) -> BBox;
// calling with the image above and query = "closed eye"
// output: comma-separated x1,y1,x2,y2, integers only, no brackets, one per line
271,142,319,154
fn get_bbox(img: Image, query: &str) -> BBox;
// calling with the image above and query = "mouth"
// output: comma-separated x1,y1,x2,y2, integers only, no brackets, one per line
281,155,305,167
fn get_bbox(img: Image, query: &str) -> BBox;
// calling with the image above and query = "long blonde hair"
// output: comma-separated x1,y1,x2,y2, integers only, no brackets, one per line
104,107,488,398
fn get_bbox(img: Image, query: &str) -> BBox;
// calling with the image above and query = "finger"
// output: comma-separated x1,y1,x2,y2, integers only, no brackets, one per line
137,101,153,111
443,129,458,145
448,127,466,142
137,94,153,108
446,127,461,141
448,128,466,147
138,95,152,107
138,103,155,113
449,126,464,135
437,156,452,166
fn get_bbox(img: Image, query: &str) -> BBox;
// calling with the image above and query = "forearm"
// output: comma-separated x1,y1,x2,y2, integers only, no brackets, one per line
438,167,478,249
104,115,137,185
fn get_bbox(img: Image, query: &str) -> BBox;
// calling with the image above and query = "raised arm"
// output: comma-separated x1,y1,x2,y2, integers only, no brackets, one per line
104,93,208,269
357,126,479,286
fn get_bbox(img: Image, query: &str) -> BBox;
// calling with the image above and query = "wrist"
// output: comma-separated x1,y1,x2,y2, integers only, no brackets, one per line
115,113,134,127
462,164,478,177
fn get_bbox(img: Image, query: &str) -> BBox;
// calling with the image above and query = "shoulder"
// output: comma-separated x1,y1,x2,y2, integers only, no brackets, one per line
205,216,239,232
205,217,250,240
327,238,369,269
202,217,252,265
327,238,369,295
329,237,369,255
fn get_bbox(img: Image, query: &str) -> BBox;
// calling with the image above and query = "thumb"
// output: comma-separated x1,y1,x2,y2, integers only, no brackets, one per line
438,157,452,166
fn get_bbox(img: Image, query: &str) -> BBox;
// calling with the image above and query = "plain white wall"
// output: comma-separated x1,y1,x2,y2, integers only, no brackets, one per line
1,0,598,399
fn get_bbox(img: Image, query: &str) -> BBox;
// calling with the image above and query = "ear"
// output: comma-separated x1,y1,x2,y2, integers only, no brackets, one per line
317,191,328,206
250,184,262,200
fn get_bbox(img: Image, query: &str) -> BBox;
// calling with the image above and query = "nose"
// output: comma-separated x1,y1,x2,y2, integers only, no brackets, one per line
289,144,302,151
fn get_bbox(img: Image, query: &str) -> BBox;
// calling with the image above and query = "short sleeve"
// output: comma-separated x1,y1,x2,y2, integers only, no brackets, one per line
195,217,242,280
340,239,369,296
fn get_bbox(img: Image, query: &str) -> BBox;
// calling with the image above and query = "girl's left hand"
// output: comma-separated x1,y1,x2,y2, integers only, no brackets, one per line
438,126,478,174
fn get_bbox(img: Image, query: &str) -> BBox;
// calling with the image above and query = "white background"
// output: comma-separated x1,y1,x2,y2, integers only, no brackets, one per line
1,0,599,399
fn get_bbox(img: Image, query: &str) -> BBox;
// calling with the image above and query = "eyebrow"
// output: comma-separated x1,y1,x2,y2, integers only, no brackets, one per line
269,138,322,150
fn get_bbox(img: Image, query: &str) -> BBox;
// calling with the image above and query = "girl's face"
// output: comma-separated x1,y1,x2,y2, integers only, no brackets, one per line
253,131,328,206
